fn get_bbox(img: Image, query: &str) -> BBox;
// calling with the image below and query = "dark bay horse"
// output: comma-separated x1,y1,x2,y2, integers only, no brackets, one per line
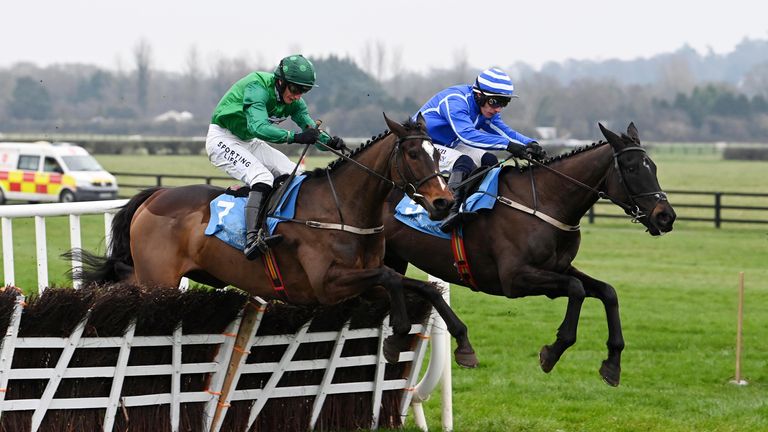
75,114,479,367
383,123,677,385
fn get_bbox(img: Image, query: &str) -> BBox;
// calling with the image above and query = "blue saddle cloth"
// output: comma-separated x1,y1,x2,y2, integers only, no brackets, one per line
394,168,501,239
204,175,308,250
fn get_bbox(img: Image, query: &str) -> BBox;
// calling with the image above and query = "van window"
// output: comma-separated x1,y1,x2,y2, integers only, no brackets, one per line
43,157,64,174
18,155,40,171
61,155,103,171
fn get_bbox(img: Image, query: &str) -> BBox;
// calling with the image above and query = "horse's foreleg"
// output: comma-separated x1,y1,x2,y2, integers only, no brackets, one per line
513,271,585,375
401,277,478,368
323,266,411,336
541,277,585,374
568,266,623,386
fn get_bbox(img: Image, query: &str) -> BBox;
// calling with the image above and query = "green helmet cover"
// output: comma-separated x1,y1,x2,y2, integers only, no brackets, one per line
274,55,317,87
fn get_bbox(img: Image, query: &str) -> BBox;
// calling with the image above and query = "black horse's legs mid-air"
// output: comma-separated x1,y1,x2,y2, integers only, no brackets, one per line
509,267,624,386
567,266,624,386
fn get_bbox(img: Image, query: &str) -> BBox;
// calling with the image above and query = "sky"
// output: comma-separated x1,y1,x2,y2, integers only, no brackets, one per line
2,0,767,75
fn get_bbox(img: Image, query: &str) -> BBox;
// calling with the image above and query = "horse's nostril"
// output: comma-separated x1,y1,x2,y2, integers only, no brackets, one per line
433,198,451,211
656,211,676,230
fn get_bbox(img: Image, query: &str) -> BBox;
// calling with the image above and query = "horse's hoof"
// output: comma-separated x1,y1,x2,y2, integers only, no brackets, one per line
539,345,556,373
599,360,621,387
454,348,478,368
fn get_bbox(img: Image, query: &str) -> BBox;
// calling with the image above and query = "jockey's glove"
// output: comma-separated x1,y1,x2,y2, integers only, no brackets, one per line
506,142,527,158
526,141,547,160
292,128,320,144
327,136,346,151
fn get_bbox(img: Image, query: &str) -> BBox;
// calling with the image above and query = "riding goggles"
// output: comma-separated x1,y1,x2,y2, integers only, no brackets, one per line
287,83,312,95
487,96,511,108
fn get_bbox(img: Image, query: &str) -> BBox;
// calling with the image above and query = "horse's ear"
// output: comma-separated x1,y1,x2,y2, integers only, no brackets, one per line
416,112,427,131
626,122,639,142
599,122,621,144
383,112,405,137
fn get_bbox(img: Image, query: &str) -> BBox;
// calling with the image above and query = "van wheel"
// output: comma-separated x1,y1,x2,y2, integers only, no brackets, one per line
0,189,5,205
59,190,76,203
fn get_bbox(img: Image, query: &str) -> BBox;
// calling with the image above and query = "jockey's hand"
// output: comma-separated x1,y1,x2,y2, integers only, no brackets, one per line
292,128,320,144
327,136,347,151
506,142,527,158
526,141,547,160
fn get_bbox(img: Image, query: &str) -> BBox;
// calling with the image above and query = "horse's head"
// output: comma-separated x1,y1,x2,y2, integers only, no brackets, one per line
384,112,453,220
599,122,677,235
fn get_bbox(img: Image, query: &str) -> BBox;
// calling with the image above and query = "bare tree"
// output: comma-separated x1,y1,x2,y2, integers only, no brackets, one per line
657,55,696,97
133,38,153,114
359,40,389,81
185,46,202,79
374,40,386,81
359,42,373,79
742,63,768,97
452,48,470,83
184,46,202,110
389,45,404,78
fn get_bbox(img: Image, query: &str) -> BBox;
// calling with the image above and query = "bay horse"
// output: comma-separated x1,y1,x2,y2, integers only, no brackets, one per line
74,114,479,367
383,123,677,385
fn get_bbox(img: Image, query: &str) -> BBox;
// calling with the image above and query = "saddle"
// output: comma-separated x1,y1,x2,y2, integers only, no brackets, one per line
223,174,293,228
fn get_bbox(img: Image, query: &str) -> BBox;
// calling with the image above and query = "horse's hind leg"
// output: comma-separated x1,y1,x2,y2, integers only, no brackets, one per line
401,277,478,368
568,266,623,387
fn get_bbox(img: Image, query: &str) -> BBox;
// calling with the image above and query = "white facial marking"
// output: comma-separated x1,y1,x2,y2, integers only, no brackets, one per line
421,140,447,190
422,140,435,155
643,158,651,170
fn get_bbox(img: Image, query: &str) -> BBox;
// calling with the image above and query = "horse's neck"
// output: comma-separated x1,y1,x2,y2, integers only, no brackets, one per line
548,144,616,220
329,136,395,224
503,144,614,223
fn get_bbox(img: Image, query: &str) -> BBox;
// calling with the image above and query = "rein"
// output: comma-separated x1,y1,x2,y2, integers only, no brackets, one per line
312,135,439,196
267,133,439,235
520,147,667,222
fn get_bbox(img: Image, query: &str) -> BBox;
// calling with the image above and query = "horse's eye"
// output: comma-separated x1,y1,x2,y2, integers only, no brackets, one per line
407,150,421,158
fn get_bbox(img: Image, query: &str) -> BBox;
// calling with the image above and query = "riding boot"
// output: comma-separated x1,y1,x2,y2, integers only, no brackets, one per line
244,187,283,260
439,171,478,233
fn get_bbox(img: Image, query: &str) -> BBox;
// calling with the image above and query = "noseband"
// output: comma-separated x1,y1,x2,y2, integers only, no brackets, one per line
611,147,668,222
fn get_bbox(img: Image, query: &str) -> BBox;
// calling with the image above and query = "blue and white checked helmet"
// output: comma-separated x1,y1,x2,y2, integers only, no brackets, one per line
473,67,518,98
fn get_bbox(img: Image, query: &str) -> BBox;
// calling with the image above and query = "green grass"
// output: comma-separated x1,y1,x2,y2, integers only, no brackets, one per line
395,221,768,432
2,151,767,431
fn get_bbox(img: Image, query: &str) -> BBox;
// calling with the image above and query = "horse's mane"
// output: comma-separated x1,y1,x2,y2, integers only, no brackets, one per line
304,118,423,178
515,140,609,173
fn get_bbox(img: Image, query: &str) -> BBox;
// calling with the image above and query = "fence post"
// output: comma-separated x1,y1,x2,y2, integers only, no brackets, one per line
714,193,722,228
156,175,163,187
588,206,595,224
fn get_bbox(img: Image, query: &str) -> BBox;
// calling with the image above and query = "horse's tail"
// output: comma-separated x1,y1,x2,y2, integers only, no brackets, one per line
64,187,164,286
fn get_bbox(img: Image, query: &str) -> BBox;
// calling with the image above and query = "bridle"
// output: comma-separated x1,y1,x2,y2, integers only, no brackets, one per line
610,147,668,221
390,135,442,199
264,132,443,235
316,133,442,200
523,144,668,223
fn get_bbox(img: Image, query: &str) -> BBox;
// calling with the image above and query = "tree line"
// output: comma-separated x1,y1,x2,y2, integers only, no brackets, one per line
2,38,768,143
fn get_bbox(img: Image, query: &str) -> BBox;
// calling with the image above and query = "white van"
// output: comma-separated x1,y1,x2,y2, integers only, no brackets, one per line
0,142,118,204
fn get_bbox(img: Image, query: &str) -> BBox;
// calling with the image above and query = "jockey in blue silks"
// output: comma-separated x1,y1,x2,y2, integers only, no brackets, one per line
412,67,547,232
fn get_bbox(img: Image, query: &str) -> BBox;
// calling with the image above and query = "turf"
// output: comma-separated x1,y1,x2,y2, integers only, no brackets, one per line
2,151,767,431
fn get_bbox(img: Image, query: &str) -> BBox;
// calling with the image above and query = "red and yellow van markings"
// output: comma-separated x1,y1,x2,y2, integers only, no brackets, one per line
0,170,76,196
